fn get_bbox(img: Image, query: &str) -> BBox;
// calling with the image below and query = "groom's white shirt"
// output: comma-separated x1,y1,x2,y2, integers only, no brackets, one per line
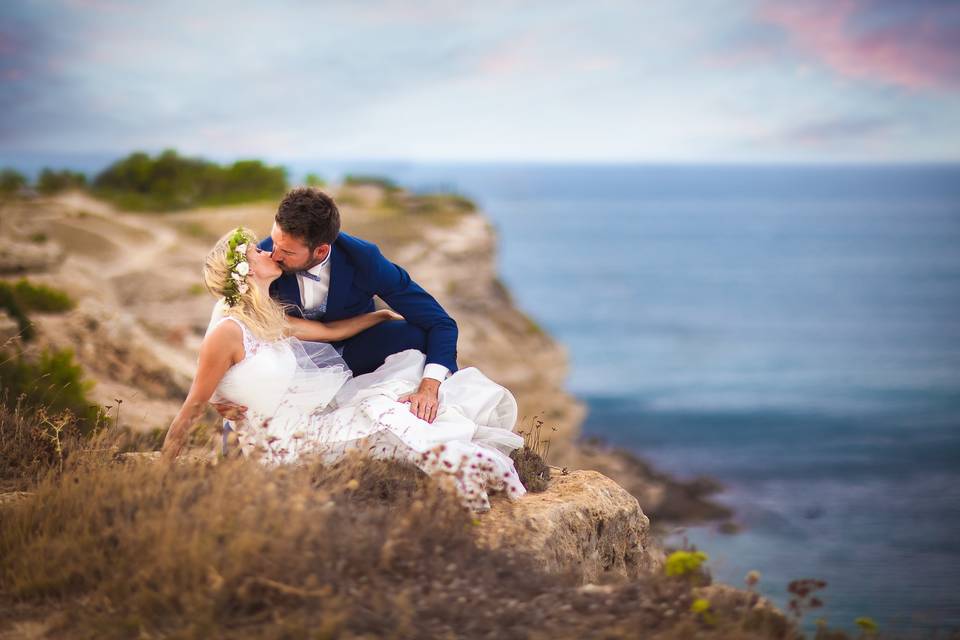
205,254,449,382
296,253,331,312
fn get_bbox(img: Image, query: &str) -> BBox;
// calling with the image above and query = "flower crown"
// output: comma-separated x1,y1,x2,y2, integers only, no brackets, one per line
224,227,254,307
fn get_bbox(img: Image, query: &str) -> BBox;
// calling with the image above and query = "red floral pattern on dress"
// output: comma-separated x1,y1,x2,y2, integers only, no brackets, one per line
213,317,526,513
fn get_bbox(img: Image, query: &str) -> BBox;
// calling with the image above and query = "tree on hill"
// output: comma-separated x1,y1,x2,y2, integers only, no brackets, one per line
304,173,326,187
0,168,28,196
37,168,88,194
92,149,288,211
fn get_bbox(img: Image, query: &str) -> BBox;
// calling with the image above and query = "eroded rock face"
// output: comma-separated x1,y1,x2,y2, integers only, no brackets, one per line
567,439,735,532
475,470,665,585
31,298,194,401
0,237,63,275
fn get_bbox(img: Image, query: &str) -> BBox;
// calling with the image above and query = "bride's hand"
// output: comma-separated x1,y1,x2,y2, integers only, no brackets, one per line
212,400,248,421
376,308,403,322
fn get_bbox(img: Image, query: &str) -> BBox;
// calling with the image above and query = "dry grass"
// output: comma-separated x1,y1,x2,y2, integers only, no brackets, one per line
0,405,813,640
0,397,87,491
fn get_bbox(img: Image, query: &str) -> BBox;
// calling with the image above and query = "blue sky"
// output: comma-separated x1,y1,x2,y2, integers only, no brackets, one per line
1,0,959,163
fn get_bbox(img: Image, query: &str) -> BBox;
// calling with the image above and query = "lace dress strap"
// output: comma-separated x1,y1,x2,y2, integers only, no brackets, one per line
216,315,263,358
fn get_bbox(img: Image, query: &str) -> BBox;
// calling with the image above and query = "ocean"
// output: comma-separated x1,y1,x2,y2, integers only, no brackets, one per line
294,161,960,635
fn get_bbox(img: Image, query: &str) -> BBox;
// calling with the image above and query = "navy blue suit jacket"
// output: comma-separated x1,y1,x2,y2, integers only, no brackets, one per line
259,232,458,373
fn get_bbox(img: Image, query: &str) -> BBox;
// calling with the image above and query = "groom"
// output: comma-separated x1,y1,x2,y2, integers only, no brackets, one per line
260,186,457,423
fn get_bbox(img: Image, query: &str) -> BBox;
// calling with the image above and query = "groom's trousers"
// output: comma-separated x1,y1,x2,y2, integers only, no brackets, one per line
336,319,429,376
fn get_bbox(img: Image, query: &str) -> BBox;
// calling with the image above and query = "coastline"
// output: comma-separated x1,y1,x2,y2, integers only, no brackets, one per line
0,185,735,533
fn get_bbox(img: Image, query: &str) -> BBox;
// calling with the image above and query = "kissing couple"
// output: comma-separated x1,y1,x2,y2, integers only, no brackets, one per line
161,187,527,512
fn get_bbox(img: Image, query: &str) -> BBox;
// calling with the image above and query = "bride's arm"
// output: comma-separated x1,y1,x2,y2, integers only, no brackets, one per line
161,321,243,462
287,308,402,342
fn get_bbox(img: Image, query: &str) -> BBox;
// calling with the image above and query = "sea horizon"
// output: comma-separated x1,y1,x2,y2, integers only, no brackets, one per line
4,151,960,178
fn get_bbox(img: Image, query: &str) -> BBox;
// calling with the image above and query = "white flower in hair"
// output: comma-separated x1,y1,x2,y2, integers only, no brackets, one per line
236,243,248,255
238,282,249,294
235,261,250,276
231,271,243,282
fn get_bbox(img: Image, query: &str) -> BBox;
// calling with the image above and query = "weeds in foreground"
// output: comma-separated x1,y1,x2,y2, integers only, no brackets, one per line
0,442,705,639
788,579,828,623
512,414,567,492
0,395,90,489
0,403,803,640
1,345,107,433
665,549,710,585
1,404,945,639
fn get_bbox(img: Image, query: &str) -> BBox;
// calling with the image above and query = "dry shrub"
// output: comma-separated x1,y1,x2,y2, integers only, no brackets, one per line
1,427,807,639
0,445,555,638
510,445,551,492
0,396,88,490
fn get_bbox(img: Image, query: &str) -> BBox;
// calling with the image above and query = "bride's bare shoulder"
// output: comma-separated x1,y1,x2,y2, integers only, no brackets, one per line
201,317,244,360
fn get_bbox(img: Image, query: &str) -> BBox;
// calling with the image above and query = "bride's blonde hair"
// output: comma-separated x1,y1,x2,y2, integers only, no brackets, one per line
203,227,289,342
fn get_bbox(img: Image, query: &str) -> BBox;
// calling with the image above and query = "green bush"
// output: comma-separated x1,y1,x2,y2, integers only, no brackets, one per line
0,285,33,340
0,279,76,341
343,174,399,191
36,168,87,194
7,279,74,312
665,550,709,578
304,173,326,187
0,347,106,435
408,193,477,216
0,168,27,196
92,149,288,211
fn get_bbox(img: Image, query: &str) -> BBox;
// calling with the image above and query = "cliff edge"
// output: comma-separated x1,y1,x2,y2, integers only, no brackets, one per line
0,185,731,531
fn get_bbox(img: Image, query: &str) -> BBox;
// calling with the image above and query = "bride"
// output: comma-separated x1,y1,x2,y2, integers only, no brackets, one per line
161,227,527,512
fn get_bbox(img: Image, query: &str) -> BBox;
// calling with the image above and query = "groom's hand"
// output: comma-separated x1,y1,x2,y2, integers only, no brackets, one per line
399,378,441,423
212,401,248,421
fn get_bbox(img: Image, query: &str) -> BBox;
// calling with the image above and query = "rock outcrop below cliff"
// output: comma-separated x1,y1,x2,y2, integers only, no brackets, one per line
476,470,664,584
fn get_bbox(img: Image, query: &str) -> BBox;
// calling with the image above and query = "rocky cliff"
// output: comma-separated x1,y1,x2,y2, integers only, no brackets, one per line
0,185,731,532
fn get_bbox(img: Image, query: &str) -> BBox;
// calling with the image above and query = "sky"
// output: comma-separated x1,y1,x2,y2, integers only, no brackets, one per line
1,0,959,164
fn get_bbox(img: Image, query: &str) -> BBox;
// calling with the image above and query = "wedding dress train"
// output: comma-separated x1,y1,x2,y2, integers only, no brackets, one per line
209,316,528,512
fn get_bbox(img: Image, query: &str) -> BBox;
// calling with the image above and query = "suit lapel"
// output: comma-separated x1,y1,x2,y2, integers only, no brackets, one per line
324,241,354,320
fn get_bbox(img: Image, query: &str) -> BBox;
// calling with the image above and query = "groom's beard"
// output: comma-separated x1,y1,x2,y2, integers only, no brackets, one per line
278,257,324,273
275,259,312,273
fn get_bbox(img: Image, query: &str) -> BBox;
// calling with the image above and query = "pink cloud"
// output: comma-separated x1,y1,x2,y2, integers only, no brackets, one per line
476,34,542,77
475,32,620,78
757,0,960,91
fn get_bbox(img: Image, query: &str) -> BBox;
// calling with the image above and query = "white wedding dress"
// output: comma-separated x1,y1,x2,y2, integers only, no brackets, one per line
209,316,528,512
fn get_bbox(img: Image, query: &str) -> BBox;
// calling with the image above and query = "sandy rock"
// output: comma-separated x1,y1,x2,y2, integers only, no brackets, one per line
32,297,193,401
475,469,664,585
0,237,63,274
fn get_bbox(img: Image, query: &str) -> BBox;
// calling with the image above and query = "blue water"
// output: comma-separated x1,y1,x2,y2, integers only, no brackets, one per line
308,162,960,635
26,156,960,634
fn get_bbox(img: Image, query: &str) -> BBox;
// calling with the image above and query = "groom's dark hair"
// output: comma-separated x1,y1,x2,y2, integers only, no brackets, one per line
275,187,341,249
